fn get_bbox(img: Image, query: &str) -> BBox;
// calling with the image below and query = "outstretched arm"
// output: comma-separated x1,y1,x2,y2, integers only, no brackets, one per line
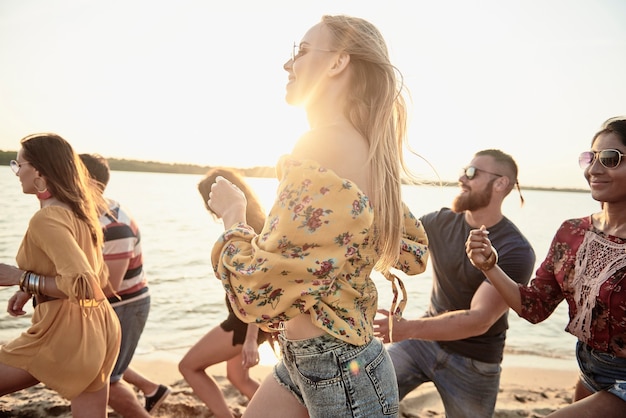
1,262,76,301
374,280,509,343
466,226,523,314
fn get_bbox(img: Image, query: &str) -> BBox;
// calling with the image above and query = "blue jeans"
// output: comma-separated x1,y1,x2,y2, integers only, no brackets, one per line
110,295,151,382
576,340,626,402
387,339,500,418
274,333,399,417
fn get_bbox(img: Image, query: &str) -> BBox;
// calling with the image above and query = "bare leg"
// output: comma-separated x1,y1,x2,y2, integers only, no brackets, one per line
70,384,109,418
179,326,242,418
547,390,625,418
226,354,259,400
0,363,39,396
108,378,151,418
124,366,159,397
573,378,593,401
242,373,308,418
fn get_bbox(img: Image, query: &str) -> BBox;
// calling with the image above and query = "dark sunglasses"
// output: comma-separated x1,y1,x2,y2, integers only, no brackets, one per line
459,166,503,180
460,165,525,206
578,149,625,169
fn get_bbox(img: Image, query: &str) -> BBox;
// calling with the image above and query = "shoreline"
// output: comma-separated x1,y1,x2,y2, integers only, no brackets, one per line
129,346,580,383
0,351,579,417
134,352,580,418
122,348,581,416
502,352,578,371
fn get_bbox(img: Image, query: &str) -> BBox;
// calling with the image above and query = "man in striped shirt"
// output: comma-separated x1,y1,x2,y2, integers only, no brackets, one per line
80,154,170,416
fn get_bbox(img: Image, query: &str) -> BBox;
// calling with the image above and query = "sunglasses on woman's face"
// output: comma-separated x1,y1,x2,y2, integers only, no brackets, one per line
9,160,32,175
578,149,625,169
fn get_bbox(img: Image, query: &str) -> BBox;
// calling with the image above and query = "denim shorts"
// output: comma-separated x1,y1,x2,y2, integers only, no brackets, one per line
274,332,399,417
576,340,626,402
110,295,151,382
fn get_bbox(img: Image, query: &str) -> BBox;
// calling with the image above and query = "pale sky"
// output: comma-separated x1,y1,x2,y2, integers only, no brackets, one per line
1,0,625,189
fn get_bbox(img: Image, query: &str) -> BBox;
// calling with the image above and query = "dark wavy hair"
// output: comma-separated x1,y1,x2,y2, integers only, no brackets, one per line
593,116,626,146
197,167,266,234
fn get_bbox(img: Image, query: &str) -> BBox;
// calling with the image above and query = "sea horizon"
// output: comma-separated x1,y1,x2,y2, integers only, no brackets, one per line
1,152,589,193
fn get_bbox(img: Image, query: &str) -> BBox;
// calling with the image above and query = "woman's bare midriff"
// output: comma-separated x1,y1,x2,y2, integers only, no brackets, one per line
282,313,326,340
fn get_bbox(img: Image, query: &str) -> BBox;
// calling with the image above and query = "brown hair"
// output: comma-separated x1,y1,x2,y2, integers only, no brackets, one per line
20,133,106,246
197,167,266,234
79,153,110,193
475,148,524,205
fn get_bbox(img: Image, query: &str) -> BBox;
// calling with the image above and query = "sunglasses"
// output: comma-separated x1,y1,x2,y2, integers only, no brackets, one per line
9,160,32,174
578,149,625,169
460,165,526,206
291,42,336,62
460,166,503,180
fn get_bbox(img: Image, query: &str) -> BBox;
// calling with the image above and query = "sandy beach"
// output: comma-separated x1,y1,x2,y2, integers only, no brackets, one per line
0,351,579,418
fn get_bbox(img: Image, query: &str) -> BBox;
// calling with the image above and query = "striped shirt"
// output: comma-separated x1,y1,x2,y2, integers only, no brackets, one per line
101,199,148,305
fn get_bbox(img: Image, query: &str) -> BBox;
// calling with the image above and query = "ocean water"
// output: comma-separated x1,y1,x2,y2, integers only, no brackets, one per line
0,170,599,369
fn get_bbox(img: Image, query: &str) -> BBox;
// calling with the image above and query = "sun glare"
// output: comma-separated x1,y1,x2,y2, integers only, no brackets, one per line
0,2,624,189
259,340,280,366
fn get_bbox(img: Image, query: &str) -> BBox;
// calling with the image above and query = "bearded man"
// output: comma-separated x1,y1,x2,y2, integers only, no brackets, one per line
375,149,536,418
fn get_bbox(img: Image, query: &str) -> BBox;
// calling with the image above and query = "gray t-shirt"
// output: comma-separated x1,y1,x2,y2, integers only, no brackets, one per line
420,208,535,363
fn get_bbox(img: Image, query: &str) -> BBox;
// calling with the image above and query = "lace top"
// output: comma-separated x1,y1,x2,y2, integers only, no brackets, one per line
212,156,429,345
519,217,626,357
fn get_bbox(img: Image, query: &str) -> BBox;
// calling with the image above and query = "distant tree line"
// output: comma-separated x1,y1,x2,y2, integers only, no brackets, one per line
0,150,275,178
0,149,586,192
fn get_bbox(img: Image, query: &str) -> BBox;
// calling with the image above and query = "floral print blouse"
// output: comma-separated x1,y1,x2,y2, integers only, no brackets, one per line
519,216,626,357
212,156,429,345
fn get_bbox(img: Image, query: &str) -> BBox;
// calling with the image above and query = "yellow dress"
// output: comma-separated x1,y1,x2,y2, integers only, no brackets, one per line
0,206,121,400
212,156,429,345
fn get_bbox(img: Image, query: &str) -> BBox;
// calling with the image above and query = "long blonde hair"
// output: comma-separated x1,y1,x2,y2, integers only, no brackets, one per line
322,15,409,271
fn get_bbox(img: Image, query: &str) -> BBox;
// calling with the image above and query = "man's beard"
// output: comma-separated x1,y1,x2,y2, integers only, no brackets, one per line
451,180,495,212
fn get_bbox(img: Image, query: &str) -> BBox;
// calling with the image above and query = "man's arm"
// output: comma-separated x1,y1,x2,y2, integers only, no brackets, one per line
105,258,131,294
374,281,509,343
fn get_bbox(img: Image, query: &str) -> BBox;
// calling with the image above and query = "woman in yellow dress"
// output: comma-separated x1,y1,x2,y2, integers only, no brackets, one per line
0,133,121,418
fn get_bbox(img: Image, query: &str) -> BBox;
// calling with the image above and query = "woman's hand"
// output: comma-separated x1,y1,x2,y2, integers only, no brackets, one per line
0,263,22,287
373,309,392,343
207,176,247,229
241,338,260,369
466,225,493,268
374,309,410,343
7,290,31,317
